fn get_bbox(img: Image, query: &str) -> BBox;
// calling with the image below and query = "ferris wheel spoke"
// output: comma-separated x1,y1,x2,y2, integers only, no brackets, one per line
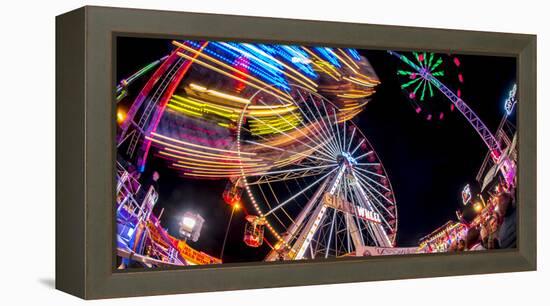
292,91,340,157
350,138,366,155
253,98,337,158
257,183,290,228
352,172,395,219
343,119,347,153
297,90,341,155
290,111,339,157
354,166,389,180
295,90,338,154
244,139,334,164
320,96,344,153
333,111,344,152
355,185,392,230
354,150,374,161
265,179,297,225
353,168,391,192
346,127,356,152
248,168,331,185
247,114,336,160
350,182,393,235
263,167,338,217
241,127,331,167
252,164,338,177
324,209,337,258
307,91,342,153
356,162,381,167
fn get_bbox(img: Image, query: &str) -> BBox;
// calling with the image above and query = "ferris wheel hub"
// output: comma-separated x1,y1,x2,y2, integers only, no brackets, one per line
338,151,358,167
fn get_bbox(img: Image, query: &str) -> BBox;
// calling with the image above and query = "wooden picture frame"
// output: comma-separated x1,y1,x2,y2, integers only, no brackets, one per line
56,6,536,299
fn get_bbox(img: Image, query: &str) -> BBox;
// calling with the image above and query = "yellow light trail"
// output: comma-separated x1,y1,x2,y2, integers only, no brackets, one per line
150,132,256,156
163,146,261,162
148,137,247,160
338,48,360,70
174,161,267,170
171,94,297,118
301,47,341,78
326,48,357,73
189,83,250,105
159,151,264,167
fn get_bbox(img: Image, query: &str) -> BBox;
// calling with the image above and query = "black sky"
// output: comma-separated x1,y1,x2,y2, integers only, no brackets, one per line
117,37,516,262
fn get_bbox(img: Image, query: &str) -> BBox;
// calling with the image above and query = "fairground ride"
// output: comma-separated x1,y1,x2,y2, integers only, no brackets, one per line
116,40,393,266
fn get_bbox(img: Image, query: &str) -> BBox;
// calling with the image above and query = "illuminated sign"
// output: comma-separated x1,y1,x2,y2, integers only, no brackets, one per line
323,193,381,223
462,184,472,205
175,240,222,265
504,84,517,116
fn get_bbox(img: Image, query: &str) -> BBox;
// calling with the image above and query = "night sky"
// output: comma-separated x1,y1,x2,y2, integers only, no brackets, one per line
116,37,516,263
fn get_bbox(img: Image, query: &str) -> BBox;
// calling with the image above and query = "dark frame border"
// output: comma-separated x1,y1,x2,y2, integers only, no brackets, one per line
56,6,536,299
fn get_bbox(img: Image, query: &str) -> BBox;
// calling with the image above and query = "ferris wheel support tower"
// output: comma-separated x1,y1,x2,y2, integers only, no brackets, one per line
265,153,392,261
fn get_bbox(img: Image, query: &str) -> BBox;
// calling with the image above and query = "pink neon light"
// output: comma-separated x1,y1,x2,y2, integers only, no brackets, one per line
139,42,209,171
453,57,461,67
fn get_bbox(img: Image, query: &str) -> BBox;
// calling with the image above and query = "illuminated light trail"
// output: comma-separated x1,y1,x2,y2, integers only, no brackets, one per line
301,47,342,78
172,40,298,98
138,41,210,171
338,49,360,70
220,42,319,91
176,51,295,104
326,48,357,73
188,83,251,105
159,148,261,165
150,132,256,156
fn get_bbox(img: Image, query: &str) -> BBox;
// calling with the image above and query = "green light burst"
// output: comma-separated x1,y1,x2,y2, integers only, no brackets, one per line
397,52,444,101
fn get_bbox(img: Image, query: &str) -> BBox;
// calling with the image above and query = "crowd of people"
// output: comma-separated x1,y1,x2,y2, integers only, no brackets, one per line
449,190,517,252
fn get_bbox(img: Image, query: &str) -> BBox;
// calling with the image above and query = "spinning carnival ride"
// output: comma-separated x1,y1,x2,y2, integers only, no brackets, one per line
395,51,465,121
116,40,393,266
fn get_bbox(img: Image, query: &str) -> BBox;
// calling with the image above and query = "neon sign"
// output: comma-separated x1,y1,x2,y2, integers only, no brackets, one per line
504,84,517,116
462,184,472,205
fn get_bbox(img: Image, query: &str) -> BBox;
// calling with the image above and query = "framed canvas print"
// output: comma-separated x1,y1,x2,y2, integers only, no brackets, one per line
56,6,536,299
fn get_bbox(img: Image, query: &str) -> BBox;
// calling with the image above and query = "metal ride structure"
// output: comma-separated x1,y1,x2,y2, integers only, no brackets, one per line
388,51,503,162
236,86,398,261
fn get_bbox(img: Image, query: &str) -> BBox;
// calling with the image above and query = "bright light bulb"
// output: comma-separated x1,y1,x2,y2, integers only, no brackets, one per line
182,216,196,229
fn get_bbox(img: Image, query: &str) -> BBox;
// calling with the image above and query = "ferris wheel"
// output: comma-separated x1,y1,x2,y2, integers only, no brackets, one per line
236,86,398,261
